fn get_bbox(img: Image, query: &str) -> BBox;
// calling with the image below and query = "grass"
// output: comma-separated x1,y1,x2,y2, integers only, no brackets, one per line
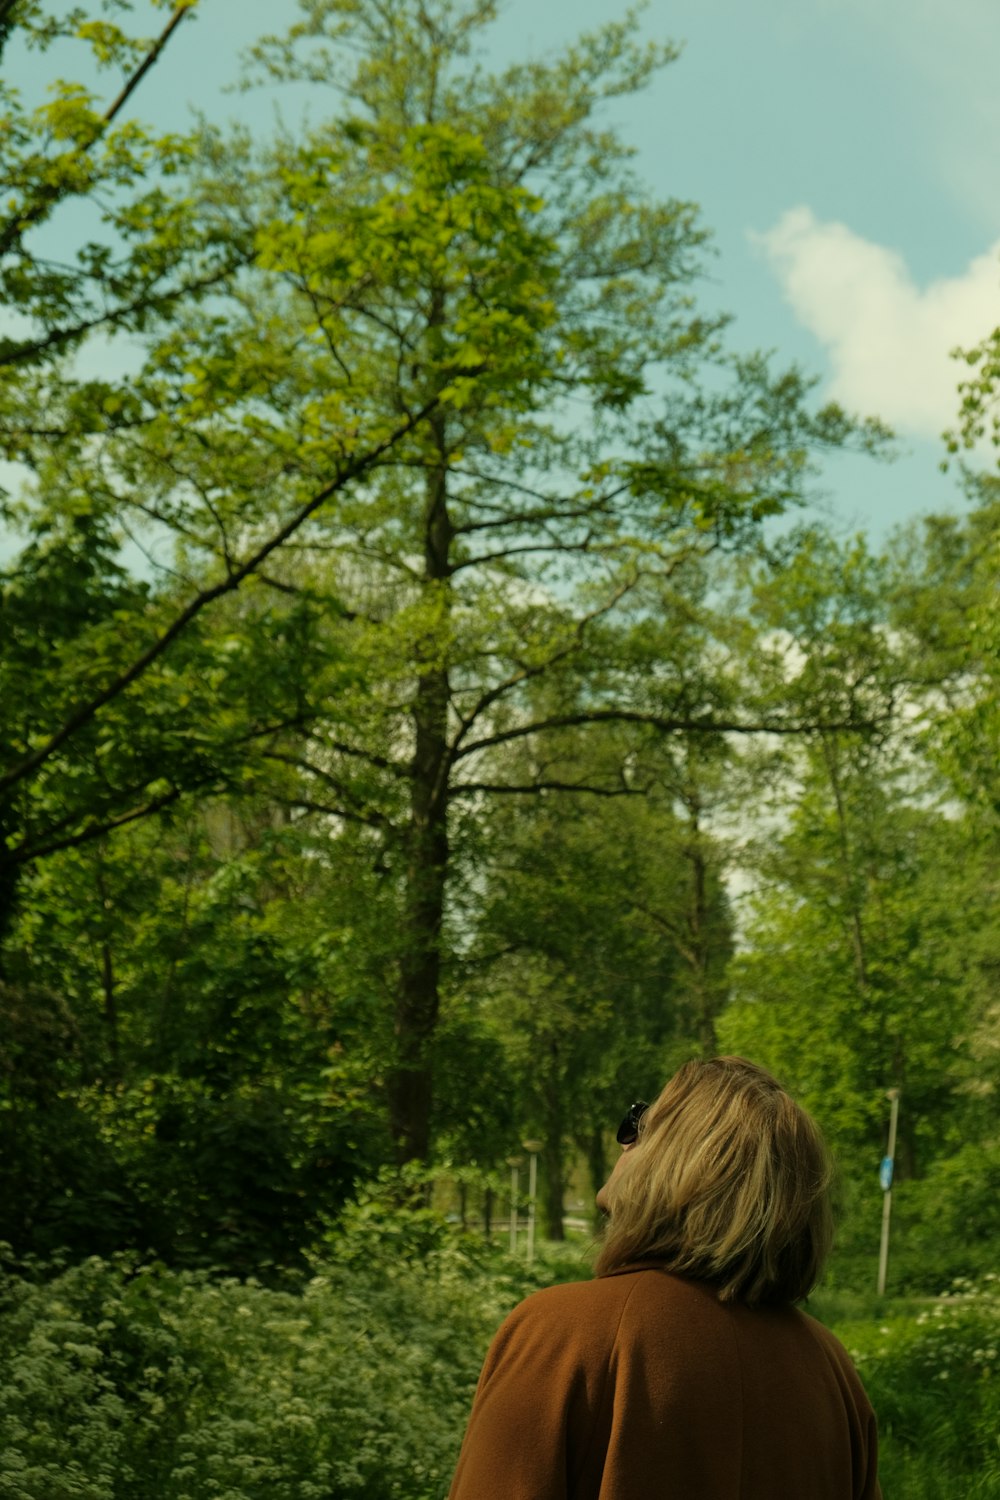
814,1278,1000,1499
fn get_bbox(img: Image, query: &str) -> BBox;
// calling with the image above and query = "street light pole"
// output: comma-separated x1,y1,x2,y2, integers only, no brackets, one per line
877,1088,901,1296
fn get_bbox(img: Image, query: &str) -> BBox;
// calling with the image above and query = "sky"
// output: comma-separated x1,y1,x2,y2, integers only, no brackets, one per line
10,0,1000,545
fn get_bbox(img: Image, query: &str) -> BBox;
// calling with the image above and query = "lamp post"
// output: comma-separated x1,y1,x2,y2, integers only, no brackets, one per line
877,1088,901,1296
522,1139,543,1266
506,1155,524,1255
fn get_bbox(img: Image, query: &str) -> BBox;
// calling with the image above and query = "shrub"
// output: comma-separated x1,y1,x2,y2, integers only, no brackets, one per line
838,1276,1000,1499
890,1143,1000,1293
0,1232,538,1500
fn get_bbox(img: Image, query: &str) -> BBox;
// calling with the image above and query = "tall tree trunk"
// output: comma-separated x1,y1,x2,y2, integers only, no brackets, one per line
388,404,452,1162
390,741,449,1161
0,866,14,977
542,1136,566,1241
100,941,118,1069
542,1052,565,1240
585,1125,608,1233
820,734,870,996
0,805,18,974
94,862,120,1078
680,775,717,1054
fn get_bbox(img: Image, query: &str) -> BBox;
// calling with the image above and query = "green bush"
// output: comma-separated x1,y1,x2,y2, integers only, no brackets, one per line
890,1143,1000,1294
817,1151,1000,1300
834,1277,1000,1499
0,1236,534,1500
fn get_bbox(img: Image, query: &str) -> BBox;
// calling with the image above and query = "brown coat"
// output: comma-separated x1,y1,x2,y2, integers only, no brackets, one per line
449,1267,881,1500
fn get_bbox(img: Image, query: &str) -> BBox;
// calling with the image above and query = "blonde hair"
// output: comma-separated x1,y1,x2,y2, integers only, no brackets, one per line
595,1056,833,1306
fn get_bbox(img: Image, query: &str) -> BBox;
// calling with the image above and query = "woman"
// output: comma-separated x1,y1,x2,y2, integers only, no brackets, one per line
449,1056,880,1499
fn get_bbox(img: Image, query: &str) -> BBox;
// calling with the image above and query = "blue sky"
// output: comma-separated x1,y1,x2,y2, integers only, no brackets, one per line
14,0,1000,543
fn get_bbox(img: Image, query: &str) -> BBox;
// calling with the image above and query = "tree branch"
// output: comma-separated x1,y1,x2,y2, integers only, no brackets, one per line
102,4,195,128
449,778,645,799
8,712,322,863
625,895,687,948
284,797,387,830
447,573,639,761
0,255,247,370
263,743,407,781
453,710,877,762
0,3,196,258
0,394,443,795
452,491,628,536
451,538,603,573
11,785,183,866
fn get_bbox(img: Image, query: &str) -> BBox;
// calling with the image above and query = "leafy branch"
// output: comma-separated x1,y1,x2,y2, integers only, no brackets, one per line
0,394,444,796
0,2,197,258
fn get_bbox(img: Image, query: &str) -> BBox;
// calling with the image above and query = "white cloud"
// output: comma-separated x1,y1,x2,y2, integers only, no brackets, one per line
755,207,1000,437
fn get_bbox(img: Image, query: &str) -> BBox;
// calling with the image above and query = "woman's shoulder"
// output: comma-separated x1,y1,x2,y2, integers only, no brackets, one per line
483,1268,667,1374
512,1271,861,1360
504,1265,704,1336
792,1306,871,1380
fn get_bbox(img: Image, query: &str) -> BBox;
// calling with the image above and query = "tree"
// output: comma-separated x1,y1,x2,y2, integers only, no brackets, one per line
210,0,884,1162
3,0,885,1180
1,788,399,1267
885,492,1000,1181
472,740,733,1236
713,522,1000,1291
0,1,538,950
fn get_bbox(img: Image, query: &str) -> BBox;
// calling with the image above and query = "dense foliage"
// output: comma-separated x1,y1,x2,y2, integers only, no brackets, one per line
830,1278,1000,1499
0,1243,509,1500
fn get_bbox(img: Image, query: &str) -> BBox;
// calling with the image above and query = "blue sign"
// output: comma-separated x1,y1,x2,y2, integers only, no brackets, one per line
879,1156,894,1191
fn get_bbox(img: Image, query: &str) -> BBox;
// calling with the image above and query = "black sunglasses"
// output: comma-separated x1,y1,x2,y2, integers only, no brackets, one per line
616,1100,649,1146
